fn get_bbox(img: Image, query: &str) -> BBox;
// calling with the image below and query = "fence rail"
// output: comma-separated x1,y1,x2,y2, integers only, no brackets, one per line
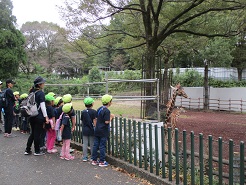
73,111,245,185
177,97,246,113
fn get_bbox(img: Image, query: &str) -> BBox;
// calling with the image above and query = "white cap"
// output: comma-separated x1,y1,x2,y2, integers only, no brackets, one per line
0,81,2,84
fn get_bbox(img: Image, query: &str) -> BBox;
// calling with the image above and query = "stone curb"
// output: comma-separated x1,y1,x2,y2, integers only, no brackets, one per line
71,141,175,185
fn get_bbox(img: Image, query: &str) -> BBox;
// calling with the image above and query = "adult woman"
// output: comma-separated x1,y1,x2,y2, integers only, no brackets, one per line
3,79,16,137
24,76,49,156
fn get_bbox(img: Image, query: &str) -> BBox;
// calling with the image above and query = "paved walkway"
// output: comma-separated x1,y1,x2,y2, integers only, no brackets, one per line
0,127,143,185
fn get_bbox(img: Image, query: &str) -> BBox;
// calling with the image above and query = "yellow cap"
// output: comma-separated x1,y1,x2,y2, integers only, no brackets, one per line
54,96,62,106
62,103,73,113
102,94,112,104
13,91,20,96
20,93,28,99
62,94,72,103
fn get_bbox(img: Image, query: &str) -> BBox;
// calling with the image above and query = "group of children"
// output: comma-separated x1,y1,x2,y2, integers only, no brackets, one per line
80,94,114,167
18,89,114,166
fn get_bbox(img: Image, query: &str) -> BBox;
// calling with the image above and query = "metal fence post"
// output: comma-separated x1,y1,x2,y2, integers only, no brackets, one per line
199,133,204,185
229,139,233,185
218,137,223,185
240,141,245,185
233,152,240,184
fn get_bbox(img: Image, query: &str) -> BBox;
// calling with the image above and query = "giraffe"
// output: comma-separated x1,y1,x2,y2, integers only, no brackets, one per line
167,107,186,152
164,83,188,156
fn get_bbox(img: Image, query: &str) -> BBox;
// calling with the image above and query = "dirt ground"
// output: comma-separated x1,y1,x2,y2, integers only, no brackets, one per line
176,110,246,159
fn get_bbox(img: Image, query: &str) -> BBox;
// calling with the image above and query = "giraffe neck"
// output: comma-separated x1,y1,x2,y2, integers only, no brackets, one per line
164,92,177,124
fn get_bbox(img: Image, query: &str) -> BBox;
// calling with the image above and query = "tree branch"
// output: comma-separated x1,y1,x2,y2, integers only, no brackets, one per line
102,0,144,12
174,29,240,37
88,42,146,57
159,3,245,42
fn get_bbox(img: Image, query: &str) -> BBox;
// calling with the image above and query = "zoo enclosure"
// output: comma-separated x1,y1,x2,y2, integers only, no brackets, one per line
73,112,246,185
46,76,160,120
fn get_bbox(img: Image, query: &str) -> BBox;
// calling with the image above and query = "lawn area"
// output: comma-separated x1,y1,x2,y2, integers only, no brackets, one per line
72,99,141,119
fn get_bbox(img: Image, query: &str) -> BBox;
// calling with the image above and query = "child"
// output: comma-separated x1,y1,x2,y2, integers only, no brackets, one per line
91,94,114,167
19,93,29,134
81,97,97,162
54,96,63,146
45,94,57,153
60,103,75,160
12,91,21,131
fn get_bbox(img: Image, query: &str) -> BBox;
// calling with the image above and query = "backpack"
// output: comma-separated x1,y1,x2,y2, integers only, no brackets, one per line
55,112,64,131
20,91,40,117
0,89,8,110
55,112,64,141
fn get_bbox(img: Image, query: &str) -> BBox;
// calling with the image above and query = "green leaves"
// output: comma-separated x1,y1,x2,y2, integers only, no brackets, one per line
0,0,26,79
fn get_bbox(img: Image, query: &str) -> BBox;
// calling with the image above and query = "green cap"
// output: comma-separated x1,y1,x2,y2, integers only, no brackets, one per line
54,96,62,106
102,94,112,104
45,94,55,102
62,103,73,113
13,91,20,96
48,92,56,97
62,94,72,103
20,93,28,99
84,97,94,105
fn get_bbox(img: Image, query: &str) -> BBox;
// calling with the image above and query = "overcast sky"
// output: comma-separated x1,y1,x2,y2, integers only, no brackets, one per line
12,0,66,28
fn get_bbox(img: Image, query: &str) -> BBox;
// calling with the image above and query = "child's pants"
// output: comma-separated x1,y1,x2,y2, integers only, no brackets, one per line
61,139,71,158
13,114,20,128
46,129,56,150
92,136,107,162
83,135,94,158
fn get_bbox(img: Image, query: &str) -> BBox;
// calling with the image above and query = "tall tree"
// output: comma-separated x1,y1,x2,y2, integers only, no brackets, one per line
20,21,85,77
61,0,245,112
0,0,26,79
231,29,246,81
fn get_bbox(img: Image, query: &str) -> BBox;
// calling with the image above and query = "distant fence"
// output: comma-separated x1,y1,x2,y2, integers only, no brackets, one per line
168,67,246,81
73,111,245,185
176,97,246,113
174,87,246,112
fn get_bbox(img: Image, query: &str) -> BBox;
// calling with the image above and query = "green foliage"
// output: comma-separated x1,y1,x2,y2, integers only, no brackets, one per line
0,0,26,80
209,78,246,88
12,73,88,96
172,69,203,87
107,70,142,93
88,67,104,95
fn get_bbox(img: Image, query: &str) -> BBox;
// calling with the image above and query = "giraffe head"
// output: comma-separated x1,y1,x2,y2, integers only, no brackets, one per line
171,83,188,98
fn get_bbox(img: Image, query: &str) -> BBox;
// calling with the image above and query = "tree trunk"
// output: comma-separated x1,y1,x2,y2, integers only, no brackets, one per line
237,68,243,81
144,47,157,117
204,63,209,110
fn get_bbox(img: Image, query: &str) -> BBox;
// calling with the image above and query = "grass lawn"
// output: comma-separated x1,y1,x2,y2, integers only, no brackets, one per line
72,99,141,119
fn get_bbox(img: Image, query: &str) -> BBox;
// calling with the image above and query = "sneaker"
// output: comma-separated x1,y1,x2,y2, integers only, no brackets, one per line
24,151,32,155
12,127,17,131
99,161,109,167
70,148,74,153
34,151,45,156
82,157,88,162
64,155,74,161
16,127,20,131
60,156,65,160
47,148,58,153
3,133,8,137
91,160,99,166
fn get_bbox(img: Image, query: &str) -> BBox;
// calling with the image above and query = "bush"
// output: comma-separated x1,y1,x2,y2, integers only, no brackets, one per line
172,69,203,87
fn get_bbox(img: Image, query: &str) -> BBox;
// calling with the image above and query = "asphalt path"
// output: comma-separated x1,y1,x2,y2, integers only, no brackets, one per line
0,127,143,185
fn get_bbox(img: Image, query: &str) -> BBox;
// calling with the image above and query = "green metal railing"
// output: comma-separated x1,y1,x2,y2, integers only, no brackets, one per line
73,111,246,185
